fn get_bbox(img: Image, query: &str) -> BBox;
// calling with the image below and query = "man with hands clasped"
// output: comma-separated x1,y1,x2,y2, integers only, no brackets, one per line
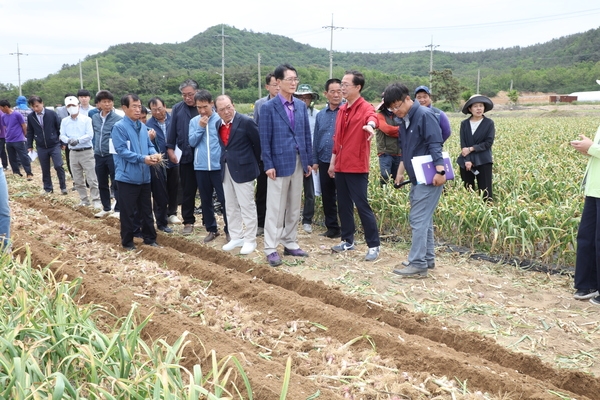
112,94,161,251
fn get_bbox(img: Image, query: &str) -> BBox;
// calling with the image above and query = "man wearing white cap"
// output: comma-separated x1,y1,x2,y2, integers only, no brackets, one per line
59,95,100,208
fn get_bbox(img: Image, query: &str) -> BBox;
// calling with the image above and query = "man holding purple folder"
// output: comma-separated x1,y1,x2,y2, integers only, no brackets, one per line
383,83,446,277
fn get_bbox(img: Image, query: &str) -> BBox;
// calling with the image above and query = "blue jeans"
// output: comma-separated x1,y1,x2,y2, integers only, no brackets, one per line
407,184,443,268
378,153,401,185
0,168,10,251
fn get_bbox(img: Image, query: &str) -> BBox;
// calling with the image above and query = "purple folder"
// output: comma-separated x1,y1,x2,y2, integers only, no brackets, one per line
421,154,455,185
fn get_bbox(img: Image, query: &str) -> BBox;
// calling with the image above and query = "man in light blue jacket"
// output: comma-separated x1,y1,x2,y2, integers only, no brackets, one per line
188,90,228,243
112,94,160,251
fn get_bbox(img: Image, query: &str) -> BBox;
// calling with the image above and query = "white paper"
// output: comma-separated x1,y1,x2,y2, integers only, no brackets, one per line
312,170,321,196
174,146,182,163
109,139,130,154
28,150,38,162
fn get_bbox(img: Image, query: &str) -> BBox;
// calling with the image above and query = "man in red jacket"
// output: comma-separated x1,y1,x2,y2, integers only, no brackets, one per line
328,70,380,261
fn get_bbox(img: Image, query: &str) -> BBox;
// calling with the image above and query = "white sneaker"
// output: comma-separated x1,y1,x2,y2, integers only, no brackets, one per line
168,215,182,224
222,239,244,251
94,209,112,218
365,246,380,261
303,223,312,233
92,201,102,210
240,242,257,255
109,211,120,219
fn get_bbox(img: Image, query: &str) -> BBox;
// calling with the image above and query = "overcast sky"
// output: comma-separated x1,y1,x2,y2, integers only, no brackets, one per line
1,0,599,87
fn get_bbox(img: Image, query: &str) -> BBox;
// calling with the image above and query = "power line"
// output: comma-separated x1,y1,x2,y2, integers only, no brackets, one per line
323,14,344,79
9,44,28,96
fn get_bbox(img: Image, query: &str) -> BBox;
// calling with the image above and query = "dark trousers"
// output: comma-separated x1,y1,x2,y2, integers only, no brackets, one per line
318,161,340,231
38,144,66,192
95,154,118,212
0,138,8,168
335,172,380,248
117,181,156,247
179,162,197,225
195,170,227,233
166,166,180,217
378,153,401,185
460,163,493,201
6,141,32,176
151,166,169,229
255,161,268,228
302,174,315,224
574,196,600,290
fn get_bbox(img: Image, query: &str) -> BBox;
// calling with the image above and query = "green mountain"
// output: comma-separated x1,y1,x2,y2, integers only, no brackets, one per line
2,24,600,106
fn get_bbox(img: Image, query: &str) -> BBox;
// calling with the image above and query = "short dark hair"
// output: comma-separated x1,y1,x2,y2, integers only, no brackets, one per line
141,106,148,115
64,93,76,98
194,90,213,104
0,100,10,108
382,83,410,106
325,78,341,92
148,97,166,108
120,94,141,108
265,73,275,85
28,96,43,106
273,64,297,81
77,89,91,97
95,90,114,103
345,70,365,93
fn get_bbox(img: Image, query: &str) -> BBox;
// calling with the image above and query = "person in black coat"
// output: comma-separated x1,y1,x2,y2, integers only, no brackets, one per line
456,95,495,202
26,96,67,194
215,95,261,255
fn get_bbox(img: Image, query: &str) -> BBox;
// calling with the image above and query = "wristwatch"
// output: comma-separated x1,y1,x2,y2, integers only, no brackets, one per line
436,170,446,176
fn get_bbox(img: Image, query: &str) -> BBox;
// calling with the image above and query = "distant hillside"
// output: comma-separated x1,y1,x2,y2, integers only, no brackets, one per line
3,25,600,106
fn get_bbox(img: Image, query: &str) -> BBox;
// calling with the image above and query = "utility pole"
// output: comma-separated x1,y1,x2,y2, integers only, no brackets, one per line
79,59,83,89
477,69,481,94
257,53,262,99
214,24,229,95
96,59,101,90
323,14,343,79
425,36,439,88
9,44,28,96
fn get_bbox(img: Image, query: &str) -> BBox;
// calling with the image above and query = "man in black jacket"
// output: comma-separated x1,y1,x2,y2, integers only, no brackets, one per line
26,96,67,194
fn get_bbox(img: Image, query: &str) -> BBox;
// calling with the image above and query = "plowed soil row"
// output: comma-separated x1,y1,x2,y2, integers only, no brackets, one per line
12,194,598,399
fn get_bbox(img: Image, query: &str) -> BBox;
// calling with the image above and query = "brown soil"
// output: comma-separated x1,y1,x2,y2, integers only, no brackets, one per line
8,164,600,399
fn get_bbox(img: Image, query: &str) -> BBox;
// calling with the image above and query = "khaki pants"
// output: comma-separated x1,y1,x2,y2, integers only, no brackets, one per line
70,148,99,204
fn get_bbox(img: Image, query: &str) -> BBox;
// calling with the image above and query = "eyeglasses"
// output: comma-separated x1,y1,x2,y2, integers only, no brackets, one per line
340,83,355,88
181,91,196,98
217,104,234,113
128,104,142,110
281,77,299,83
388,101,404,112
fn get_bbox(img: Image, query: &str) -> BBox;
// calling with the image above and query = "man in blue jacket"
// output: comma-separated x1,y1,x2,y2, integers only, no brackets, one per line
385,83,446,277
188,90,228,243
259,63,313,267
112,94,161,251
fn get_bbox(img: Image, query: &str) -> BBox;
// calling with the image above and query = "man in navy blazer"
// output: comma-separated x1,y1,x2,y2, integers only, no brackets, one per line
26,96,67,194
215,95,261,255
258,63,313,267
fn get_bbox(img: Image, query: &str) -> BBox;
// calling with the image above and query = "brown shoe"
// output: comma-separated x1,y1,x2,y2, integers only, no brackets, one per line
181,224,194,236
203,231,220,243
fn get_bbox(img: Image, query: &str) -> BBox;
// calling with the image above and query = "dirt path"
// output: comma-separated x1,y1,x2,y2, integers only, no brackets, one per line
7,168,600,399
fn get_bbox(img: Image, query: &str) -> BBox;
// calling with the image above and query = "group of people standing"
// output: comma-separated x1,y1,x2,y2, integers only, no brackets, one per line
0,65,501,277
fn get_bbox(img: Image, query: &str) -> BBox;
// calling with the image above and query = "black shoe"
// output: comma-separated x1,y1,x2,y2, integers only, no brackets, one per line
145,242,160,247
319,229,341,238
590,295,600,306
123,244,137,251
158,226,173,234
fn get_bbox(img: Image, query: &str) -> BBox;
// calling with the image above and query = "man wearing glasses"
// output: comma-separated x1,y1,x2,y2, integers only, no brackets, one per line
166,79,200,235
259,64,313,267
328,70,381,262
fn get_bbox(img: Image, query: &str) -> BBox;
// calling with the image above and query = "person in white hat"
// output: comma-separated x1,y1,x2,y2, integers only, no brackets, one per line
59,95,100,208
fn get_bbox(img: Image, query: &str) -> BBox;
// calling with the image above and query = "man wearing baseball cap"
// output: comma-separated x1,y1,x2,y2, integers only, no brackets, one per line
414,86,451,142
59,95,100,208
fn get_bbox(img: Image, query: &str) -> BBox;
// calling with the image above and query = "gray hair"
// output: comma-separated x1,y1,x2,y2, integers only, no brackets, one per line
179,79,199,93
